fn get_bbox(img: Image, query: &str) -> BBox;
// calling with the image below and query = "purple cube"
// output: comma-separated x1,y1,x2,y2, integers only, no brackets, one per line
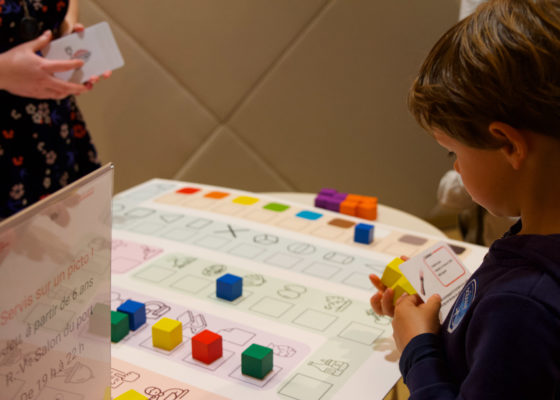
318,188,337,197
315,195,331,208
325,197,343,211
333,192,348,201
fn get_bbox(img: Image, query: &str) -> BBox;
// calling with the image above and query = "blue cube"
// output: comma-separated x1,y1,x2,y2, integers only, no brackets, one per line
354,223,374,244
216,273,243,301
117,299,146,331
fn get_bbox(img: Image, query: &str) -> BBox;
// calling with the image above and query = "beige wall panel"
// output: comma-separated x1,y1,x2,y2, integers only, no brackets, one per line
78,0,219,194
230,0,460,217
174,126,294,193
88,0,328,119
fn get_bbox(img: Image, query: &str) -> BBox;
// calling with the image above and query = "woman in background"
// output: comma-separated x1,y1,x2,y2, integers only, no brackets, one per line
0,0,104,218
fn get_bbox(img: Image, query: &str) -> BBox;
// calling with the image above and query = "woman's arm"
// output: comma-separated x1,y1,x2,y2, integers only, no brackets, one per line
60,0,81,36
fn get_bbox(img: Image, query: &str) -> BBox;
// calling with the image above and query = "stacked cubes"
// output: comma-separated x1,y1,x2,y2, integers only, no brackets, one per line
380,257,417,304
111,299,148,343
315,188,378,220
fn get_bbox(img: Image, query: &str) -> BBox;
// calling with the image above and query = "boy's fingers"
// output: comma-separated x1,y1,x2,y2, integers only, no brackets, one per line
412,294,423,304
370,292,383,315
396,293,422,307
426,294,442,311
369,274,386,291
381,288,395,316
395,293,407,306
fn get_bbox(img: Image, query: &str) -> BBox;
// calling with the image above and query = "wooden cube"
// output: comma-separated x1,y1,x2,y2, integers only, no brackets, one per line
241,344,273,379
111,311,129,343
192,329,222,364
152,317,182,351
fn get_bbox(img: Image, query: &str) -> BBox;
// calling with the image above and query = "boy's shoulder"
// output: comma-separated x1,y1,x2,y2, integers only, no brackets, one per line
475,231,560,314
444,236,560,337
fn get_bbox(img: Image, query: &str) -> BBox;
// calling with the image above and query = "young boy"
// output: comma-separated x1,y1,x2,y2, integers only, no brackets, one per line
370,0,560,398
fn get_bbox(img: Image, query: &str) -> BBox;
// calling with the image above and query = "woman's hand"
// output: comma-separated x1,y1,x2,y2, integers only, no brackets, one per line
392,293,442,353
0,30,88,99
60,20,84,37
84,70,112,90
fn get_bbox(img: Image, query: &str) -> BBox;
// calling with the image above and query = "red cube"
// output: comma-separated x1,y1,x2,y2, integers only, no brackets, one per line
192,329,222,364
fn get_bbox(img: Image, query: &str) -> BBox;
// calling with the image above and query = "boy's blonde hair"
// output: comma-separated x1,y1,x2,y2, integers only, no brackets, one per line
409,0,560,148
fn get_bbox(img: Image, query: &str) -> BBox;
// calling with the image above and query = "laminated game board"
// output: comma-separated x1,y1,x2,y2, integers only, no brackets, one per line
109,179,487,400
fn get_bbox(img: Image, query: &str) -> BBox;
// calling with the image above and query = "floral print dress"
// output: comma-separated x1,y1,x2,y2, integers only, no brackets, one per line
0,0,100,218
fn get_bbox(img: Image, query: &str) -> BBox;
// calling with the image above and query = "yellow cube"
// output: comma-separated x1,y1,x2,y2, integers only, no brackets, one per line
381,257,404,287
114,389,148,400
380,257,416,304
152,317,182,351
393,277,417,303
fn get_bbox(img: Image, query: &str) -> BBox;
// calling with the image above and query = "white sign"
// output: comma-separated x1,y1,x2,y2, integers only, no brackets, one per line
0,164,113,400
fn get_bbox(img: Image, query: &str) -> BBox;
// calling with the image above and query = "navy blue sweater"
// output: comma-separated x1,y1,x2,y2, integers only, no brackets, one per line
399,221,560,399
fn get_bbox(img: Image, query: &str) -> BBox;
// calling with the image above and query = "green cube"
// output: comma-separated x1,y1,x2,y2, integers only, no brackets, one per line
111,311,130,343
241,344,273,379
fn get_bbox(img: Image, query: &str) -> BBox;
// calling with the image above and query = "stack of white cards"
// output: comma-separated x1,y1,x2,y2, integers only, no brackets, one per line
399,242,472,322
42,22,124,83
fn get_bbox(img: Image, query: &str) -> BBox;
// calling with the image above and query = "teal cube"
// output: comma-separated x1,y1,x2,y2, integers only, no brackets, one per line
111,311,129,343
241,344,273,379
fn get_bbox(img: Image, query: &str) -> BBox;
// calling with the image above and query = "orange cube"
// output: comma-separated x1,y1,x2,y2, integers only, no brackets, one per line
357,200,377,220
340,200,358,216
346,194,363,203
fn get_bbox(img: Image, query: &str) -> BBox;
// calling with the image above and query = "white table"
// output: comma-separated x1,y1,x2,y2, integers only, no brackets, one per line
265,192,446,238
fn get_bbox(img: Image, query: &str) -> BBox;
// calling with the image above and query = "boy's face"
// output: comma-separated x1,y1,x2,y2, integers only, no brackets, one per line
433,129,517,217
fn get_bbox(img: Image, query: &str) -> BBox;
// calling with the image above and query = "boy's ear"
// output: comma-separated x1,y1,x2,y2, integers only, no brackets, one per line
488,122,528,170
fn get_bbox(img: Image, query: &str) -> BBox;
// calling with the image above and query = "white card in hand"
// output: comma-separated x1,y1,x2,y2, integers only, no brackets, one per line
399,242,471,322
42,22,124,83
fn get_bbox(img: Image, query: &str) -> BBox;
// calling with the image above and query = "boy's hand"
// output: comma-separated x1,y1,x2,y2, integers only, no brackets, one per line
369,274,395,317
369,255,410,318
392,294,442,353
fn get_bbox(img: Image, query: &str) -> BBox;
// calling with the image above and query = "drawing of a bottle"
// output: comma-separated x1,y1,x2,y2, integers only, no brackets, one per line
419,269,426,296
